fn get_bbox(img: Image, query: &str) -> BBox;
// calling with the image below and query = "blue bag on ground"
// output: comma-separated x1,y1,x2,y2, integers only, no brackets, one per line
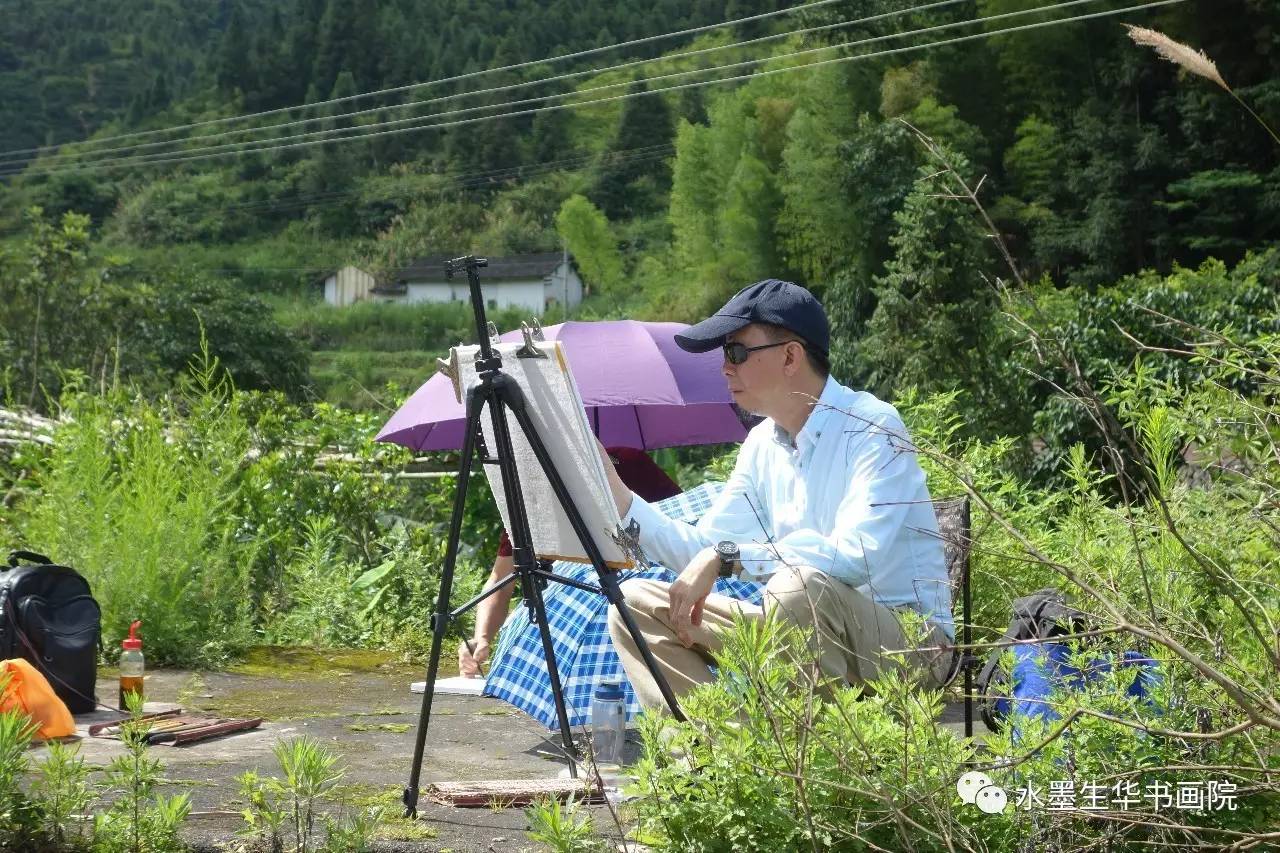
977,588,1161,733
998,643,1162,726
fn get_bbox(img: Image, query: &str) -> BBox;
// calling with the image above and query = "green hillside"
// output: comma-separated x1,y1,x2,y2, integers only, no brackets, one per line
0,0,1277,422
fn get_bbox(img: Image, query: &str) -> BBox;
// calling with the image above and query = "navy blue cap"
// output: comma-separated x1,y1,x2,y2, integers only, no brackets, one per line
675,279,829,359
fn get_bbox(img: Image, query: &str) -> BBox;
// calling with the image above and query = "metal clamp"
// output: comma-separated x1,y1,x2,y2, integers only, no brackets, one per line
436,350,462,403
516,322,548,359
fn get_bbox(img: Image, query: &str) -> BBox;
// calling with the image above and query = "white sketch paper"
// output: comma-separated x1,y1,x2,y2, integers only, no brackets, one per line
454,339,631,569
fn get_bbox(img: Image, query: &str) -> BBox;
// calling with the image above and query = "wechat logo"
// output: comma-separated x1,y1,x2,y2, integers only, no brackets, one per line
957,771,1008,815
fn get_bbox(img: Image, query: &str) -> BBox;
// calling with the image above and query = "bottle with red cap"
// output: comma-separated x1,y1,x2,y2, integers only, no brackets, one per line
119,620,144,710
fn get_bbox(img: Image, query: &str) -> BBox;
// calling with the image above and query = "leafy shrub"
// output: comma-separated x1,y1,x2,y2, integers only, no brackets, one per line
237,736,380,853
93,703,191,853
145,274,311,395
525,795,602,853
231,392,416,617
1013,250,1280,485
14,354,255,665
0,706,42,849
632,329,1280,850
633,616,974,852
0,697,196,852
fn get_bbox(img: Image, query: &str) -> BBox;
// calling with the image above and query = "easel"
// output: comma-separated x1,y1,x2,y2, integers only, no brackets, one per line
403,256,686,818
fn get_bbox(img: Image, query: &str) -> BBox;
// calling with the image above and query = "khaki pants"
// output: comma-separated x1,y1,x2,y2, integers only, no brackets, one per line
606,565,954,710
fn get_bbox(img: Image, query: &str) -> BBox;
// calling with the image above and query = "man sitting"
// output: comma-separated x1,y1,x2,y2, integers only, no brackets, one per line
603,279,955,709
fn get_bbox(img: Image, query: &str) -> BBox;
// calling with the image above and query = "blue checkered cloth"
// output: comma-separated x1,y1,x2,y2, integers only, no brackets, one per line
481,482,765,728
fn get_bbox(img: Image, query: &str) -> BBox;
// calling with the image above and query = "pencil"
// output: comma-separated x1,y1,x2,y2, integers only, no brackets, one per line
462,637,487,678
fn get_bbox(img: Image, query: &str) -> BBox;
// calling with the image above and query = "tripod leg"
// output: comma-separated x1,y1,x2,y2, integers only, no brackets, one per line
525,570,582,776
403,390,483,819
597,573,687,722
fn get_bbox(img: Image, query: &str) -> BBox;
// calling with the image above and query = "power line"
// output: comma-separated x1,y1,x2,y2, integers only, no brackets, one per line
5,0,1177,179
0,0,853,161
0,0,967,171
4,0,1162,178
5,0,972,172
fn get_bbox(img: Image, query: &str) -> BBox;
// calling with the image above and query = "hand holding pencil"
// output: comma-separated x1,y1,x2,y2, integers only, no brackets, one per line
458,637,490,678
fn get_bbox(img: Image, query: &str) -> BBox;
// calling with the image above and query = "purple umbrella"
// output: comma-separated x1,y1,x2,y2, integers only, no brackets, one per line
376,320,746,451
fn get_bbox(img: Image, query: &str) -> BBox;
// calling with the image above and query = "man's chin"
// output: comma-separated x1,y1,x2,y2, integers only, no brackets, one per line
730,392,761,415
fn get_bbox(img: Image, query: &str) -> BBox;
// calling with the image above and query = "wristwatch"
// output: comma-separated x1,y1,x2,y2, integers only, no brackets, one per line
715,540,740,578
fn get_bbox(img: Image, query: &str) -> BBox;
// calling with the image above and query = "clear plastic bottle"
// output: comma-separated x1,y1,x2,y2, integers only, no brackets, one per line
589,680,626,766
118,620,144,710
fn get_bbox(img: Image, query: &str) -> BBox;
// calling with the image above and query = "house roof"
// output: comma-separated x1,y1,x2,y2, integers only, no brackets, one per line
397,252,567,283
312,264,373,288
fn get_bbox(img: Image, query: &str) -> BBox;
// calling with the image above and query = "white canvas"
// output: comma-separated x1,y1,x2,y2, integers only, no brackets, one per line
454,339,632,569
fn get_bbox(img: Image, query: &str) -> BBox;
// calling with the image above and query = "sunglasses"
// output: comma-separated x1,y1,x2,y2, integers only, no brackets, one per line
722,339,802,365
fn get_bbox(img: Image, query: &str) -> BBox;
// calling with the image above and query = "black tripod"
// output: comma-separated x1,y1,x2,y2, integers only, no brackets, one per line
403,255,686,818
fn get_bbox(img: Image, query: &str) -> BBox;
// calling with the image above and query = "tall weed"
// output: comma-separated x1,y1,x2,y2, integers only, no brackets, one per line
16,351,253,664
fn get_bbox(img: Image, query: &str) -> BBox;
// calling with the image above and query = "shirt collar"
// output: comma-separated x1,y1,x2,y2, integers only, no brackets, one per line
771,376,842,451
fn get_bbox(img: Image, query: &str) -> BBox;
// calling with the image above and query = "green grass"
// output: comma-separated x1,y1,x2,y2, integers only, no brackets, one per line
309,349,434,409
273,297,530,351
104,231,360,294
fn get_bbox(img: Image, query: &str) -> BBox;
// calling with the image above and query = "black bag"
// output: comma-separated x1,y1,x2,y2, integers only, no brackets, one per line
976,588,1090,732
1,551,101,713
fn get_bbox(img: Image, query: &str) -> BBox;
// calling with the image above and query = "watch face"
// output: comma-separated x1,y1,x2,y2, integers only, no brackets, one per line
716,541,737,561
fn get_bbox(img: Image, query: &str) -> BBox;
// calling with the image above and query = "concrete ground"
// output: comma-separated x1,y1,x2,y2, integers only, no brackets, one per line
39,648,976,852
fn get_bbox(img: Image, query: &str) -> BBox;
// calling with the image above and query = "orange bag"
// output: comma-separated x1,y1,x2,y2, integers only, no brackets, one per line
0,658,76,739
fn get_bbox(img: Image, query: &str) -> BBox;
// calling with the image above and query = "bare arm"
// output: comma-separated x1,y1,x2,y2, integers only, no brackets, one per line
459,552,516,677
596,439,633,517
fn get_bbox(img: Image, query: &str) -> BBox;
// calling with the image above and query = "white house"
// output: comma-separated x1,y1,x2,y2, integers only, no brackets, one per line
384,252,584,314
319,265,378,307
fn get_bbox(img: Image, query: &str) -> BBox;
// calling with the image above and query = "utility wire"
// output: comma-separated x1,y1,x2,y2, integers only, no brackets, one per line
2,0,1048,174
0,0,853,161
2,0,1180,179
0,0,971,170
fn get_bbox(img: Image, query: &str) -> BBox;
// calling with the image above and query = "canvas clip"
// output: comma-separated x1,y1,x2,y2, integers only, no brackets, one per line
516,322,548,359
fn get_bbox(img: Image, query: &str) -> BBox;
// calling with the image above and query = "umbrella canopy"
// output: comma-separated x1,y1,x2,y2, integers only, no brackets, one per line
375,320,746,451
480,483,765,728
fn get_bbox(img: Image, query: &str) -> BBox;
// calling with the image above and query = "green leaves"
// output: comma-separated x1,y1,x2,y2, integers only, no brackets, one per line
556,195,622,296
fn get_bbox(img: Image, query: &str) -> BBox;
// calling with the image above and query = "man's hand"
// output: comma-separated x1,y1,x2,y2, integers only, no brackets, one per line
458,638,490,678
596,438,633,517
668,548,720,648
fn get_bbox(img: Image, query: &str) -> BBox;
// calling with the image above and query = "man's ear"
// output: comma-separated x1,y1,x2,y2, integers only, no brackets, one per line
782,341,804,376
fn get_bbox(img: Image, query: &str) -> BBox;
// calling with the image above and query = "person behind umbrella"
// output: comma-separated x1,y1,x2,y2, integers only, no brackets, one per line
601,279,956,709
458,447,682,677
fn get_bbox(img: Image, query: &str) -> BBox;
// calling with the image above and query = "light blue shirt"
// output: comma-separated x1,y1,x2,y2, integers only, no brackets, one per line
624,376,955,639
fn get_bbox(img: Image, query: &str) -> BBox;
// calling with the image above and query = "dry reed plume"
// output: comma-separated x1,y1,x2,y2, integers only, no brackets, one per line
1125,25,1228,91
1126,25,1279,145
